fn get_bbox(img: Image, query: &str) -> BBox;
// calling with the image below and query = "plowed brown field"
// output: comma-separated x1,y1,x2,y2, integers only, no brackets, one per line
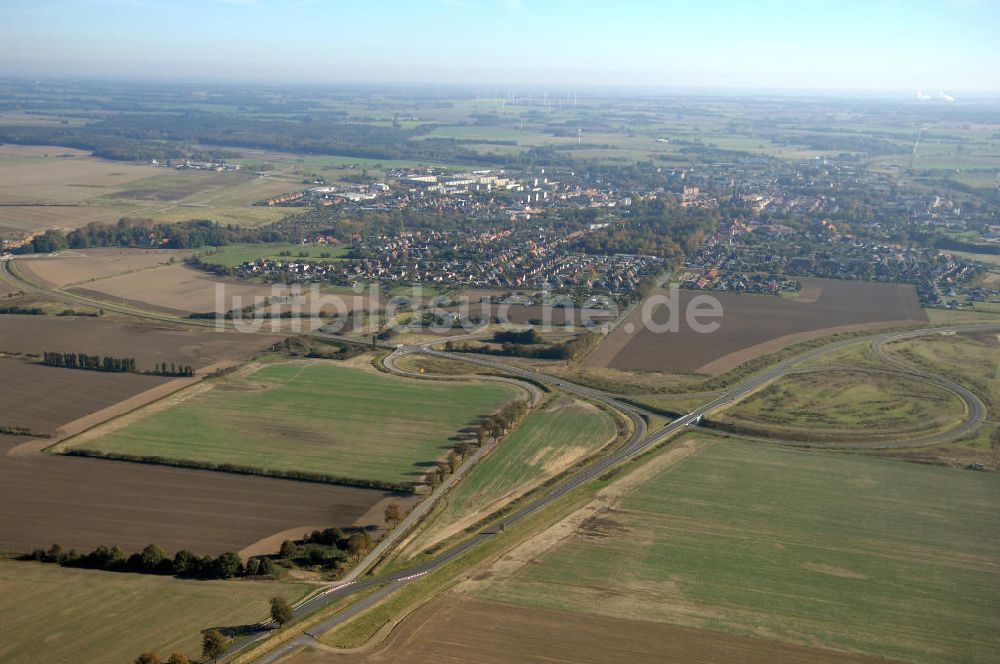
0,314,279,368
0,433,396,555
585,278,925,375
293,595,895,664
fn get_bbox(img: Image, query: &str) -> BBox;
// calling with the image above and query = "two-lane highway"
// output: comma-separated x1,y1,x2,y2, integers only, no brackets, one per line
4,255,997,664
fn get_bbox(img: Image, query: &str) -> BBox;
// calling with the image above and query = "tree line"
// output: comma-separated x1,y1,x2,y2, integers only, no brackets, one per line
425,400,530,488
22,218,298,254
151,363,196,377
43,351,137,373
40,351,194,376
0,303,97,317
24,542,276,580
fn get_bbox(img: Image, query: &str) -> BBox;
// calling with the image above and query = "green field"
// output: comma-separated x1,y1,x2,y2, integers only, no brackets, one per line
715,369,966,442
473,436,1000,664
196,242,350,268
0,560,307,664
71,361,519,487
424,397,616,540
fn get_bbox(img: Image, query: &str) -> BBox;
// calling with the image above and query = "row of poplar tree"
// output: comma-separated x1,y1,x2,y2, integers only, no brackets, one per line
41,352,195,376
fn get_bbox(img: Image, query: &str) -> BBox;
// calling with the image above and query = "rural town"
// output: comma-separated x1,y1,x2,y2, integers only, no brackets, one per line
1,2,998,664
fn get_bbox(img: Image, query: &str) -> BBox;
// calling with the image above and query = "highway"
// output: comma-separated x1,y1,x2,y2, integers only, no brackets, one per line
235,323,999,663
3,255,997,663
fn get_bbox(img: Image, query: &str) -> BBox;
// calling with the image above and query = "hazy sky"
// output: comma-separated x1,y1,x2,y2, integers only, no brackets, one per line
1,0,998,91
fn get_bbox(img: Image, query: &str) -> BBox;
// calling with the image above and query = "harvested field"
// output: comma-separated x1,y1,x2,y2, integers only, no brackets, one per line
29,260,382,316
0,560,308,664
18,248,192,287
0,433,397,556
471,436,1000,664
0,152,162,207
0,314,279,369
0,144,91,158
0,279,19,297
104,170,297,206
291,595,896,664
104,171,250,202
586,279,925,375
0,148,294,231
148,204,293,227
0,204,129,232
67,262,282,315
69,360,521,488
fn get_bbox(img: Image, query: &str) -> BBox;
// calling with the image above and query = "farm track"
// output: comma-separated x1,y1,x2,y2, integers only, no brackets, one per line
3,256,998,662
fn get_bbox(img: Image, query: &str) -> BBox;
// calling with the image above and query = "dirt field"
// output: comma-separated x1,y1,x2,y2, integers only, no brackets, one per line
18,248,192,287
586,279,926,374
292,595,894,664
0,358,168,434
0,314,279,368
0,432,398,556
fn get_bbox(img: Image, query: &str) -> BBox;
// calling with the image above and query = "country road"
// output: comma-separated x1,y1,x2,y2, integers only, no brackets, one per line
2,255,997,664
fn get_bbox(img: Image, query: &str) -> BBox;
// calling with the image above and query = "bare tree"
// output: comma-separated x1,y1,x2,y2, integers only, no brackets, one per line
384,502,403,529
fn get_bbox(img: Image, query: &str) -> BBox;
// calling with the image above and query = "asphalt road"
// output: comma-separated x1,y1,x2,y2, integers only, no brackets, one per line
234,324,999,663
4,255,998,663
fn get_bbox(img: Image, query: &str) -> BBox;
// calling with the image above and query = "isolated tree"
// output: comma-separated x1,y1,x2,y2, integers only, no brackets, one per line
201,630,229,663
346,531,371,562
166,654,190,664
270,596,294,626
992,427,1000,460
384,502,403,529
134,652,162,664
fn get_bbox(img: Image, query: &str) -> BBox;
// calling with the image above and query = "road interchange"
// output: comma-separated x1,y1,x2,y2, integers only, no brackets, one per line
2,255,997,663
